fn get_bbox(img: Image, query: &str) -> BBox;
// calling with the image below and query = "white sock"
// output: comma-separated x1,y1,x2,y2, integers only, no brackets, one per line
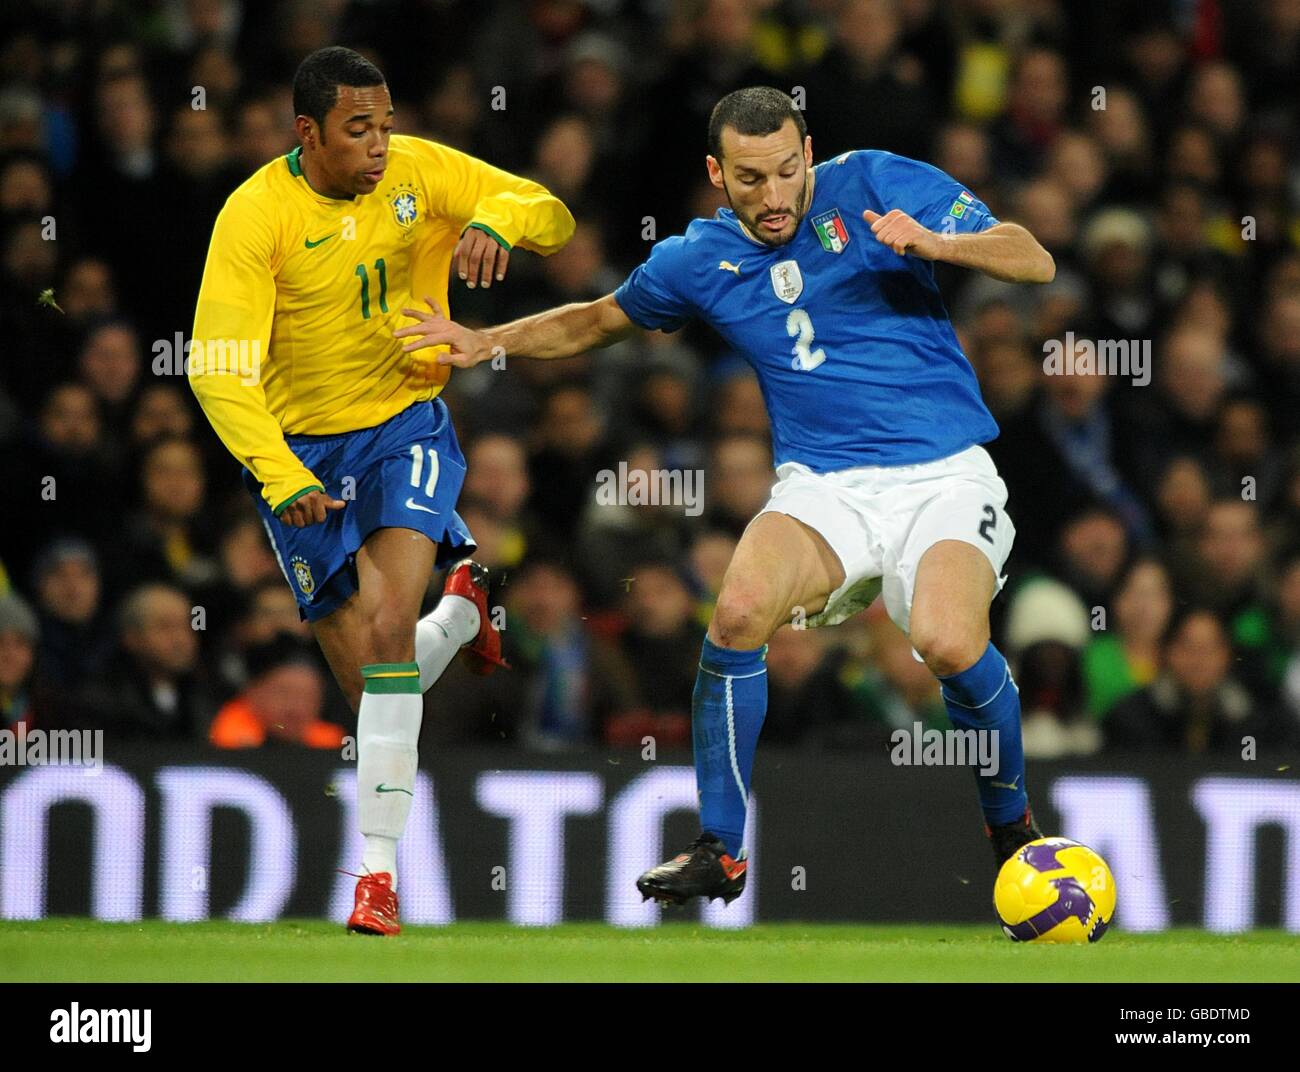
356,662,423,890
362,834,397,879
414,594,481,691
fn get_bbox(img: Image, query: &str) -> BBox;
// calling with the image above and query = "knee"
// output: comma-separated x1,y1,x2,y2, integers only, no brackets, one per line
910,621,988,679
711,587,776,650
367,606,417,664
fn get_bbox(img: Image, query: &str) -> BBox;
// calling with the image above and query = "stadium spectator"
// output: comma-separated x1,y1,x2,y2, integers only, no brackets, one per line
461,432,536,571
989,47,1070,179
32,538,113,690
576,442,693,607
1003,575,1098,758
604,560,699,746
840,609,946,744
76,320,142,452
234,95,294,173
0,593,42,731
686,529,736,628
1130,327,1229,475
1213,397,1278,505
1050,507,1133,613
800,0,938,163
991,357,1150,565
1106,608,1286,752
111,436,219,594
0,381,123,584
494,557,634,748
214,576,316,694
1276,553,1300,736
702,433,774,537
58,257,118,325
1154,455,1213,549
209,635,344,750
526,381,612,542
1081,557,1174,721
129,383,196,448
710,371,770,439
758,625,857,746
78,582,218,741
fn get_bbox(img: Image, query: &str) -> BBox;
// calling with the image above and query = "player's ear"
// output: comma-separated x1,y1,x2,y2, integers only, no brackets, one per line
294,115,316,149
803,135,813,167
705,155,724,191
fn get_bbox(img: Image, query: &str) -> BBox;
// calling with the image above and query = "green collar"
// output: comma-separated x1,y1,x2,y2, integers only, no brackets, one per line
285,145,304,177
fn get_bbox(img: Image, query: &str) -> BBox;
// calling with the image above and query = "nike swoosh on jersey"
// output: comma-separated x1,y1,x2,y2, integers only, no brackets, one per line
304,234,334,248
404,497,439,514
375,784,414,796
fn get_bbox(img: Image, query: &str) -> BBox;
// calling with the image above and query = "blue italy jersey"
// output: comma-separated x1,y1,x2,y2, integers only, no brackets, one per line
613,150,1001,470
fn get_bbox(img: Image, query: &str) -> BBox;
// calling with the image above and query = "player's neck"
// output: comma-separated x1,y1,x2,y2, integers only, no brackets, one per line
297,145,356,201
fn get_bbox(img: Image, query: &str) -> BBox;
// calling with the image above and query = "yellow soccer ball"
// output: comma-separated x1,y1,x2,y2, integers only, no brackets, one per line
994,837,1116,943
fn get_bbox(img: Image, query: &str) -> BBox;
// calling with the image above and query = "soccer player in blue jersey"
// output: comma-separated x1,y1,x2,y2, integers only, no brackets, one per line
395,87,1056,906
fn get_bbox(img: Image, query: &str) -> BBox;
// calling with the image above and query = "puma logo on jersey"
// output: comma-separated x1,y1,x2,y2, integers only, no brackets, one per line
718,260,743,275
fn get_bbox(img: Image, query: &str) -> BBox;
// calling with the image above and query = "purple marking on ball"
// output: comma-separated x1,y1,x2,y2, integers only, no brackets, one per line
1004,875,1095,941
1020,841,1068,873
1089,916,1111,942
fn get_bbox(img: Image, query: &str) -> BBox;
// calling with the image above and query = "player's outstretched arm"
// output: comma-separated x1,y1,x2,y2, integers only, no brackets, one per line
864,210,1055,284
394,293,637,367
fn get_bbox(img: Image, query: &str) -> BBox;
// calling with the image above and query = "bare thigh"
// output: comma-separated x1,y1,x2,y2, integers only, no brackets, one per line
908,539,996,678
708,512,847,650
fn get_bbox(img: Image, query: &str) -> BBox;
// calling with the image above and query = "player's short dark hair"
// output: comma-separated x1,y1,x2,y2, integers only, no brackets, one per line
292,46,385,138
708,87,807,160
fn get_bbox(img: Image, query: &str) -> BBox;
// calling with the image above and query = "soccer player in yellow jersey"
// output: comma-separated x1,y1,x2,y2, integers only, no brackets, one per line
190,47,574,935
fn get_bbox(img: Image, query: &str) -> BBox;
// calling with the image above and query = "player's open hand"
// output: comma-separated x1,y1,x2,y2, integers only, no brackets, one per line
394,297,494,368
278,489,346,528
453,226,510,289
863,209,942,260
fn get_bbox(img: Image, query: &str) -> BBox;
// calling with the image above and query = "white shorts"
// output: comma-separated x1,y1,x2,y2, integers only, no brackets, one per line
753,444,1015,633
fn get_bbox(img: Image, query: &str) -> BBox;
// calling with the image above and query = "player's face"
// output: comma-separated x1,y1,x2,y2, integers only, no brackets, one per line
298,83,393,198
707,119,813,247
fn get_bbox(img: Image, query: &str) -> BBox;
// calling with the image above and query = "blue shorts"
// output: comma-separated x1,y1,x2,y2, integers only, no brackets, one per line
246,399,475,622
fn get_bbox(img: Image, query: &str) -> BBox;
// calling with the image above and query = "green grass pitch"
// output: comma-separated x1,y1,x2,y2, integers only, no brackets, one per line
2,920,1298,982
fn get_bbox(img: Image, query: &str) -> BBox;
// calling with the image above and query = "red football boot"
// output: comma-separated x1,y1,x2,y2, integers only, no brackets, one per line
443,559,508,675
347,872,401,936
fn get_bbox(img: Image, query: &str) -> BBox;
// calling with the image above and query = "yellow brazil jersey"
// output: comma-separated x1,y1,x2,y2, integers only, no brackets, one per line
189,134,574,513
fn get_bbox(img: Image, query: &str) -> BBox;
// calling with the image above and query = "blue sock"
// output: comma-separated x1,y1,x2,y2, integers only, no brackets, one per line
938,642,1028,826
693,636,767,858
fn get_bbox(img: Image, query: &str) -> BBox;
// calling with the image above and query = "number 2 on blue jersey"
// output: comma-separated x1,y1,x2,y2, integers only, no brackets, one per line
786,308,826,371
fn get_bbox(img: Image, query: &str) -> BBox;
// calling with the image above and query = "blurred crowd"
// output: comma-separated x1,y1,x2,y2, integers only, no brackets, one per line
2,0,1300,757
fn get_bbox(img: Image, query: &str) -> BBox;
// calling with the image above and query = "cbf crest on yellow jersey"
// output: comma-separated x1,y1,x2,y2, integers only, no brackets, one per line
190,134,574,512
